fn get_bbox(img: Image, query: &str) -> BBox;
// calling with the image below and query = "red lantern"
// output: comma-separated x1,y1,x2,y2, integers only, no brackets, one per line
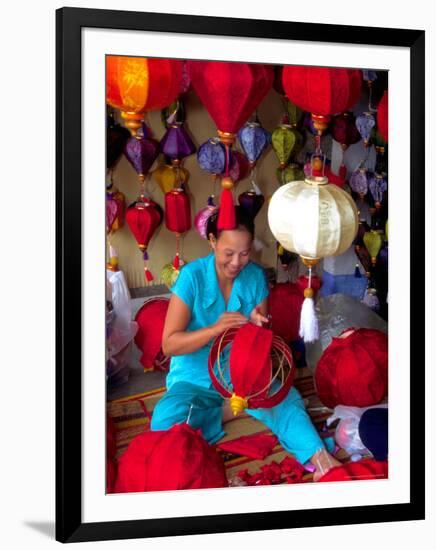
114,424,228,493
106,56,183,136
269,283,304,344
208,324,295,415
106,415,117,493
134,298,170,372
187,60,274,229
377,90,388,143
315,328,388,408
282,66,362,134
318,458,388,483
125,198,163,282
165,188,191,269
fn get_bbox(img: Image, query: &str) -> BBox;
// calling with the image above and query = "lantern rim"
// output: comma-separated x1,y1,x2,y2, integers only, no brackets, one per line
304,176,329,186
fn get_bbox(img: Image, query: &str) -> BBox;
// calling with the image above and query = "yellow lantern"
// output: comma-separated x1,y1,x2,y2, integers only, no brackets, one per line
268,176,358,342
153,164,190,195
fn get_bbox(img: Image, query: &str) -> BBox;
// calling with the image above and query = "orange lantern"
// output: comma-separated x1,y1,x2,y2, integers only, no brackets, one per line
106,56,183,136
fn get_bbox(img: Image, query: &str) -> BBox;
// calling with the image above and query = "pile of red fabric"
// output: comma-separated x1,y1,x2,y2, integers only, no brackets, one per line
318,458,388,482
235,456,306,486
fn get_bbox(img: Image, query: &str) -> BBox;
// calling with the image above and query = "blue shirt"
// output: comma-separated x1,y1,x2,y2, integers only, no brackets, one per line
166,253,269,390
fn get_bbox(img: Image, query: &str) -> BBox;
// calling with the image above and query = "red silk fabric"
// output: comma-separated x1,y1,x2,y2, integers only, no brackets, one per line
318,458,388,482
377,90,388,143
282,66,362,116
315,328,388,408
134,298,170,371
114,424,228,493
186,60,274,133
106,56,183,114
164,189,192,233
125,199,162,249
269,283,304,344
217,433,278,460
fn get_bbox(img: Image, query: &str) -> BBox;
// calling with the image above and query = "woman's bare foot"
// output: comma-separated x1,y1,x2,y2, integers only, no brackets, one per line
310,448,342,481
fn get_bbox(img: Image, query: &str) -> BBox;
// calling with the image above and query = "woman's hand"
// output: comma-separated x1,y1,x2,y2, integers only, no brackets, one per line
211,312,248,337
250,307,270,327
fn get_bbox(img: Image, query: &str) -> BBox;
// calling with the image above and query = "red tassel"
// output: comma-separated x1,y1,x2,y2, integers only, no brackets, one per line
218,187,236,230
173,253,180,269
144,268,154,282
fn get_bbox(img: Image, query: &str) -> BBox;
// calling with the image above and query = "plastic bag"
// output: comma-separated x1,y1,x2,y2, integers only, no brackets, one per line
326,404,388,456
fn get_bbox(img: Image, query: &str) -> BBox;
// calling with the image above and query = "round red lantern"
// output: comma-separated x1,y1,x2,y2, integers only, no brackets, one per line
165,188,191,269
208,323,295,415
125,198,163,283
315,328,388,408
282,66,362,134
318,458,388,483
106,56,183,136
377,90,388,143
269,283,304,344
134,298,170,372
114,424,228,493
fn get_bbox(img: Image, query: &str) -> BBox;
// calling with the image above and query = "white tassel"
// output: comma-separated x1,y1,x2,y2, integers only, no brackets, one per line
299,294,319,343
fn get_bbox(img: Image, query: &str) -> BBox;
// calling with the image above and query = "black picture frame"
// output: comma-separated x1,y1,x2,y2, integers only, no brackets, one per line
56,7,425,543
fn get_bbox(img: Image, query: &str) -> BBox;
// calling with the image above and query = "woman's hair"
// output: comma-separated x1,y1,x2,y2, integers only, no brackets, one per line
206,206,255,240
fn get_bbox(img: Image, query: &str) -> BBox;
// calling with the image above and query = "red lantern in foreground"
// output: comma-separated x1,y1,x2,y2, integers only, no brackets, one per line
208,323,295,415
187,60,274,229
125,198,163,282
134,298,170,372
282,66,362,135
318,458,388,483
315,328,388,408
106,56,183,136
377,90,388,143
165,188,191,269
269,283,304,344
114,424,228,493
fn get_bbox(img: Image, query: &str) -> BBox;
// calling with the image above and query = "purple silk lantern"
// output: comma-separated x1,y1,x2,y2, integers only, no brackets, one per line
124,135,160,183
356,113,376,146
238,122,271,165
194,196,218,239
160,124,196,160
106,193,118,233
368,173,388,208
238,189,265,219
197,138,229,174
350,168,369,198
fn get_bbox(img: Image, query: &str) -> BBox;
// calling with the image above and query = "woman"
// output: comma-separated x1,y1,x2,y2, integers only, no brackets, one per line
151,207,340,480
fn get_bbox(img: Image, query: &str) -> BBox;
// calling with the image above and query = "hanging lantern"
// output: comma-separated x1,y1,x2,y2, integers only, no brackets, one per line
194,196,218,239
114,424,228,493
356,112,376,147
125,197,163,282
134,297,170,372
161,261,186,288
331,112,361,149
269,283,304,344
237,122,271,166
197,138,228,175
377,90,388,143
187,60,274,229
107,114,130,171
228,151,250,182
208,324,295,416
271,124,303,168
315,327,388,408
349,168,369,199
153,163,190,195
124,134,160,184
268,176,358,343
160,124,196,160
282,66,362,136
276,163,305,185
165,188,191,269
106,189,126,272
285,98,304,127
368,172,388,209
106,56,183,136
363,230,383,266
238,189,265,219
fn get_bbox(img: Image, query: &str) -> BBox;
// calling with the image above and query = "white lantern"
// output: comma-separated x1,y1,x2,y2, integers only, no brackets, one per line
268,176,358,260
268,176,358,343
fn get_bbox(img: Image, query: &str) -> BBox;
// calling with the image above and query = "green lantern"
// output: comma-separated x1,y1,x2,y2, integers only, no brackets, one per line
271,124,303,167
276,163,305,185
285,99,303,127
363,230,383,266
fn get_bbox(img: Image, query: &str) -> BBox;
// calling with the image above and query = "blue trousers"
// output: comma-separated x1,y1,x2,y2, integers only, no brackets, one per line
151,381,330,464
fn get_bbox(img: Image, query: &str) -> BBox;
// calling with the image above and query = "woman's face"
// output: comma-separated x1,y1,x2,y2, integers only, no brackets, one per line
210,228,253,281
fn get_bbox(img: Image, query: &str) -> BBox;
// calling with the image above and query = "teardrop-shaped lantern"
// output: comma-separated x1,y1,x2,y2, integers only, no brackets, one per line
368,173,388,209
208,324,295,415
197,138,228,174
356,112,376,146
271,125,303,168
276,163,305,185
349,168,369,198
194,197,218,239
153,163,190,195
363,230,383,265
106,56,183,136
124,135,160,183
237,122,271,165
160,124,196,160
285,98,303,127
